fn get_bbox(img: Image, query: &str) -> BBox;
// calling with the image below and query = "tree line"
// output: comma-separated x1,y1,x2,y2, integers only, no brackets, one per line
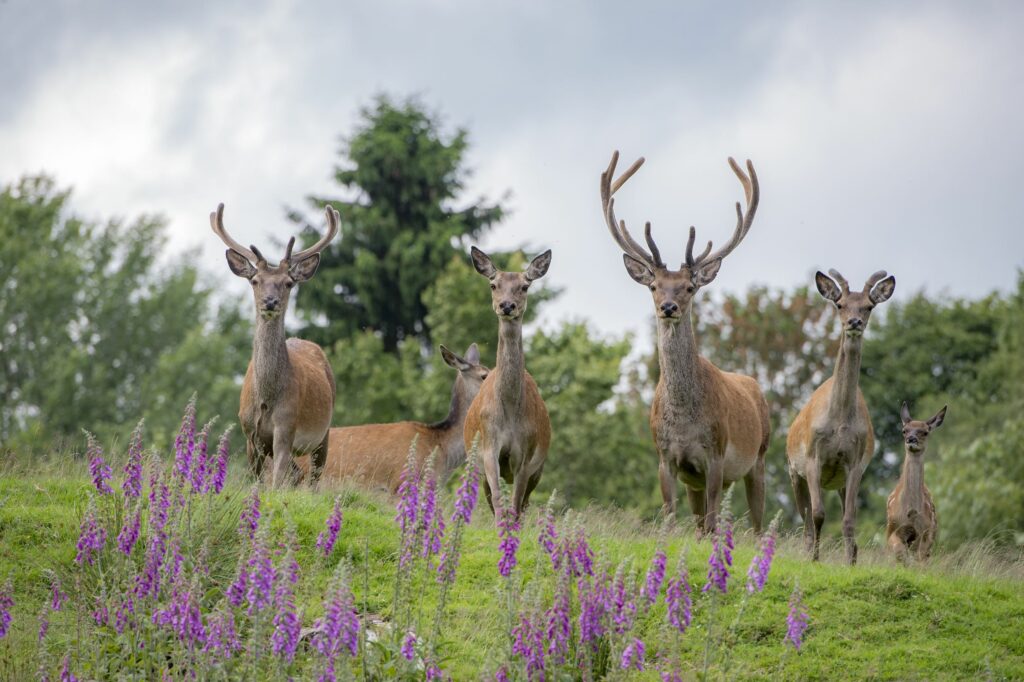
1,95,1020,547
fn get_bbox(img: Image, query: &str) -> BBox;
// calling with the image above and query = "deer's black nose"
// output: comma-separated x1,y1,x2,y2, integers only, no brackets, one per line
847,317,863,330
660,301,679,316
499,301,516,315
263,297,280,311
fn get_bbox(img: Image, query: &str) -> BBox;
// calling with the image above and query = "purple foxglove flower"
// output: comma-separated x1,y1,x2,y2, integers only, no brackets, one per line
239,486,260,541
271,593,302,662
611,564,637,635
494,666,510,682
316,496,344,558
565,526,594,579
496,503,520,578
660,668,683,682
38,607,49,641
205,610,241,657
0,579,13,639
400,631,417,660
49,575,67,611
578,566,611,649
117,501,142,556
451,451,479,525
190,420,214,494
122,419,145,498
135,530,166,599
747,513,781,594
641,549,667,606
210,426,232,494
75,499,107,566
92,597,109,627
245,528,274,615
425,661,443,680
621,638,646,671
173,396,197,481
395,442,421,534
153,582,206,648
60,655,78,682
545,576,571,664
538,498,559,569
85,433,114,496
785,586,809,651
511,609,544,679
419,472,445,559
150,478,171,535
114,595,134,634
665,553,692,633
313,562,360,679
703,522,731,594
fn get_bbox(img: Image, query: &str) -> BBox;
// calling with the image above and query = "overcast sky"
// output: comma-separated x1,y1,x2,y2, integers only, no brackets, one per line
2,0,1022,346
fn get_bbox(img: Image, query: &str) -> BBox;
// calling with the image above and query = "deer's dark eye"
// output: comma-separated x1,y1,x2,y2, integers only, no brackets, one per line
286,281,295,288
649,285,656,292
521,285,529,292
687,285,695,293
490,283,497,290
250,278,259,286
836,303,843,309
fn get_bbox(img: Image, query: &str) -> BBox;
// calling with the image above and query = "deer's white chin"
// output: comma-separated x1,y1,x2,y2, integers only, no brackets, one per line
844,329,863,338
260,310,281,320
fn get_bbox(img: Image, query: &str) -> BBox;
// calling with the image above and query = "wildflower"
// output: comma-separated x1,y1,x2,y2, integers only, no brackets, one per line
545,575,572,664
153,580,206,648
49,574,67,611
395,438,421,534
75,498,107,566
246,527,274,615
496,502,520,578
420,469,446,559
272,533,303,662
117,500,142,556
785,585,810,651
190,419,215,494
239,486,260,541
400,631,417,661
538,493,559,569
451,448,479,525
85,432,114,495
665,552,692,633
114,595,134,634
610,563,637,635
511,608,544,680
621,637,646,671
660,668,683,682
578,566,611,649
226,550,249,608
313,562,360,680
746,512,781,594
205,610,241,657
565,525,594,579
60,655,78,682
38,605,49,641
425,661,443,680
173,396,197,480
210,426,232,494
0,579,13,639
641,549,667,606
703,519,732,594
135,530,166,599
494,666,510,682
316,496,345,558
150,477,171,535
92,597,109,627
122,419,145,498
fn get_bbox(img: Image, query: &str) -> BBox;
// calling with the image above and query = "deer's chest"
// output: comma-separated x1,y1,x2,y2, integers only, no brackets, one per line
811,421,868,487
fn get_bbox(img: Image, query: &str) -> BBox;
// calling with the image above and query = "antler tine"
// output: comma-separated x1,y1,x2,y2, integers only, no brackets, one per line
683,226,713,268
291,205,340,261
600,151,657,268
283,236,296,263
643,222,664,268
249,244,267,264
827,268,850,293
210,203,259,263
862,270,889,293
685,158,759,270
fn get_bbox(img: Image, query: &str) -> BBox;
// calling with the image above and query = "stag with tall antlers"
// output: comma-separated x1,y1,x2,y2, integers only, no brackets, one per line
211,203,339,488
600,151,770,535
787,268,895,563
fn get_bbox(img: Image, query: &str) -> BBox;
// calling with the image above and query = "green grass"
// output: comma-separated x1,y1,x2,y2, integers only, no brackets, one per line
1,461,1022,680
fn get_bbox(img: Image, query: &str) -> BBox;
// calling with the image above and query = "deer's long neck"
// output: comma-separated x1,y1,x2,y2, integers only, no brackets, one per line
495,318,525,410
898,451,927,513
431,378,473,476
252,316,292,404
828,334,863,421
658,309,704,412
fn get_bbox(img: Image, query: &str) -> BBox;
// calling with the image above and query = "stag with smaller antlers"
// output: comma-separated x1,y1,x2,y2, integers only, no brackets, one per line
211,203,339,488
463,248,552,520
787,269,895,563
886,402,946,563
599,151,770,536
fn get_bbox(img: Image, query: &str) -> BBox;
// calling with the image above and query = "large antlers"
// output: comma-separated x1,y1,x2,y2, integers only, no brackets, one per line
684,157,759,270
210,203,340,266
826,268,889,295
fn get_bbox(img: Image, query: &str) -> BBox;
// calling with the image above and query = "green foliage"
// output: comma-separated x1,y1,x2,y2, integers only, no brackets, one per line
0,175,249,448
291,95,506,352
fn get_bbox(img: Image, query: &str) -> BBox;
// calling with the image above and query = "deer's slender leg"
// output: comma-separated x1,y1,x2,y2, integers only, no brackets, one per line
841,465,863,565
659,456,678,521
480,442,502,517
744,452,766,535
805,455,826,561
703,455,725,536
888,528,909,565
309,431,329,485
270,424,297,489
519,452,545,514
790,468,813,551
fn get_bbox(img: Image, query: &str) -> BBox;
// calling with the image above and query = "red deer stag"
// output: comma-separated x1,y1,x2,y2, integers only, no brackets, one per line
211,203,338,488
600,151,769,535
787,269,895,563
296,344,489,491
886,402,946,563
463,248,552,519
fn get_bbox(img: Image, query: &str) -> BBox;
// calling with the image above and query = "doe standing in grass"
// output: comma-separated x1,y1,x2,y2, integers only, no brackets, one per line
464,247,552,519
886,402,946,563
786,268,895,564
211,203,338,489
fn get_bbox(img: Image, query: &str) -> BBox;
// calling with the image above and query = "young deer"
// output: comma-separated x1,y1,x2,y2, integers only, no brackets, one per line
299,344,489,492
600,151,770,536
886,402,946,563
463,247,552,519
211,203,338,488
787,269,895,563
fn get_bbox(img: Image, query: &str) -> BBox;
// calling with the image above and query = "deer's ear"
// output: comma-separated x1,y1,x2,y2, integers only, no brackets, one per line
525,249,552,281
692,258,722,287
226,250,257,279
927,405,947,430
900,401,912,425
471,246,497,279
464,342,480,365
289,253,320,282
439,344,470,371
623,254,654,286
869,275,896,304
815,271,842,302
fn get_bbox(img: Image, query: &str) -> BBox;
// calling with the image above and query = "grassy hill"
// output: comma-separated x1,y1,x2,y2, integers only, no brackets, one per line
0,455,1022,680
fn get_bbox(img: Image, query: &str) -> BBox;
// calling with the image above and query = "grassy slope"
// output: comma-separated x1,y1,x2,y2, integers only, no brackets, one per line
1,471,1022,681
